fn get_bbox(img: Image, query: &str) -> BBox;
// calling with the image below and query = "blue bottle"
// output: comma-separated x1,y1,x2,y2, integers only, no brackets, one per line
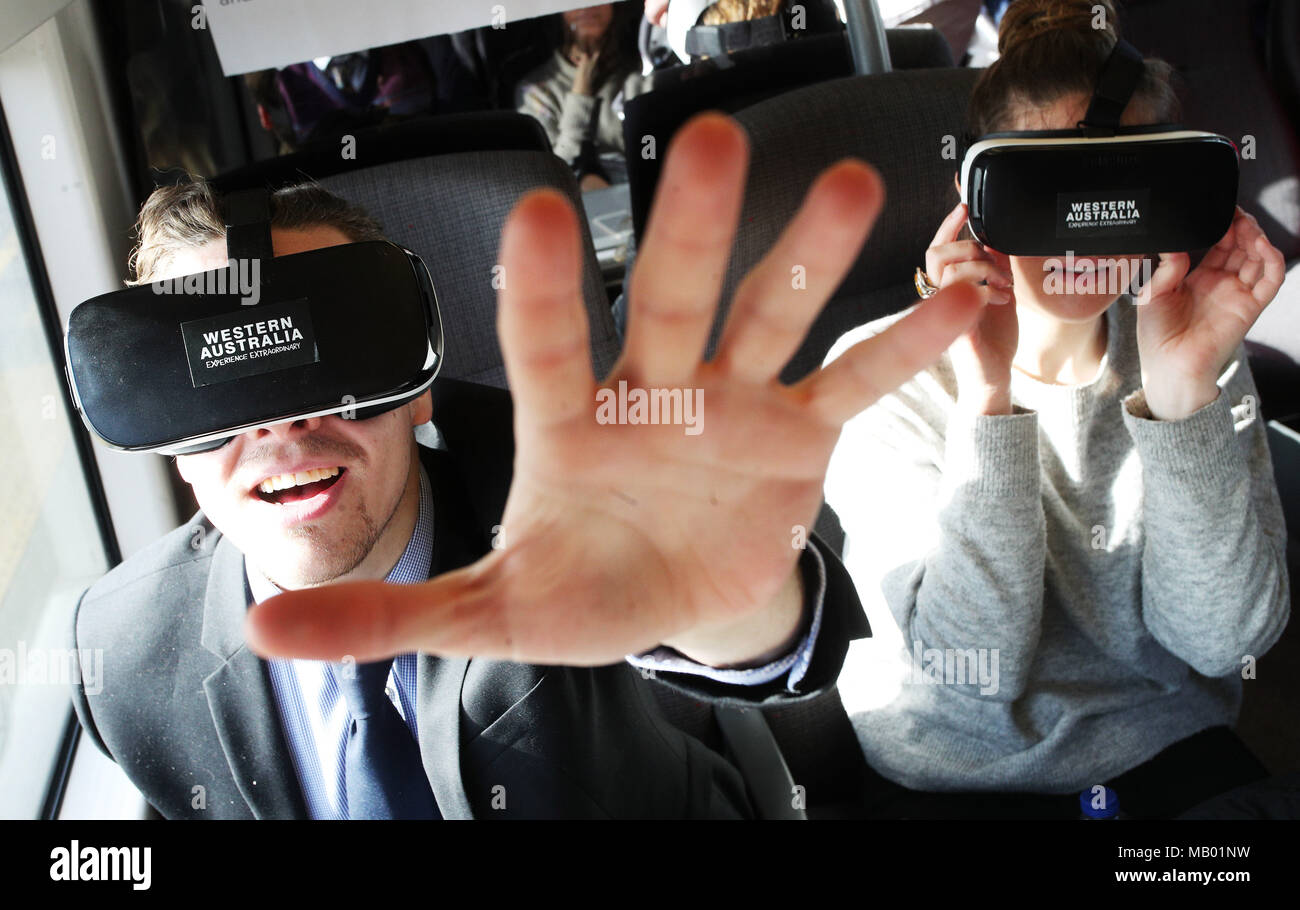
1080,784,1124,819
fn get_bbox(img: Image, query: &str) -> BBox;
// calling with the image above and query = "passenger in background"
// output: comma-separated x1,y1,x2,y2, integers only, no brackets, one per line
515,3,645,190
246,38,487,155
659,0,842,66
825,0,1290,819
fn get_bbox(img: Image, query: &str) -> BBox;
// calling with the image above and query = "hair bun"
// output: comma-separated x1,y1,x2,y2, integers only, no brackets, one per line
997,0,1119,57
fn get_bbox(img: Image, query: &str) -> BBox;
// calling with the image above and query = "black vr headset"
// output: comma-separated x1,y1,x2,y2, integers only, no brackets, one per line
665,0,840,63
959,38,1240,257
64,188,444,455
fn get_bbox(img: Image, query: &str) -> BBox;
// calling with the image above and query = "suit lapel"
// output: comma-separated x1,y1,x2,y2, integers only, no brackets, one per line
416,655,473,818
415,444,494,819
200,535,310,820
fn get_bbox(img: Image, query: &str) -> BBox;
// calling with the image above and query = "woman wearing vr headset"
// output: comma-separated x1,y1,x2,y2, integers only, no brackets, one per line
825,0,1289,818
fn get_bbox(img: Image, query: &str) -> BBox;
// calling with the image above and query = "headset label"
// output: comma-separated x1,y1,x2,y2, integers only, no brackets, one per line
1057,189,1149,238
180,298,319,387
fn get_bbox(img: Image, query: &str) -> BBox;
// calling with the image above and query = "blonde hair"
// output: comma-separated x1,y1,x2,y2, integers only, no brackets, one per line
127,177,385,285
699,0,785,27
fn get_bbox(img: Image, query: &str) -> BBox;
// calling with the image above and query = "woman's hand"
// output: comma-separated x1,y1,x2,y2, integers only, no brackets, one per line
925,203,1018,415
571,47,600,96
1135,207,1286,420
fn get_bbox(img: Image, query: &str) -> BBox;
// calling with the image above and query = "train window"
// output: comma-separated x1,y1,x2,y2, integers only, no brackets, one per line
0,133,111,819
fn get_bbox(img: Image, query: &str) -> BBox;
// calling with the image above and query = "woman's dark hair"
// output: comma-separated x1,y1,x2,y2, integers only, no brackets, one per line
966,0,1181,141
560,2,644,91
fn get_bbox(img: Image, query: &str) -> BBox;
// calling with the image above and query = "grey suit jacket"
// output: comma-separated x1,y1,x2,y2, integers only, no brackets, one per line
69,380,866,818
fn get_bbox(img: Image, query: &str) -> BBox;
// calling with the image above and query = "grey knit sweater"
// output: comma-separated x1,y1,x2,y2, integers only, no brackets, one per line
823,296,1290,793
515,49,645,167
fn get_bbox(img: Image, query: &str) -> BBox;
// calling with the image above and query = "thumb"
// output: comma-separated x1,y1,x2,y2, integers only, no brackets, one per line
244,556,509,662
1135,252,1189,306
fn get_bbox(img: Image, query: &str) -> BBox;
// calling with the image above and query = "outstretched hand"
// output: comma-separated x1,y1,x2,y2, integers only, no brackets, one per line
246,113,984,667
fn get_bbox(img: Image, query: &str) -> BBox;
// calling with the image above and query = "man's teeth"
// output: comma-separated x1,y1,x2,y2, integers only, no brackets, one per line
258,466,340,495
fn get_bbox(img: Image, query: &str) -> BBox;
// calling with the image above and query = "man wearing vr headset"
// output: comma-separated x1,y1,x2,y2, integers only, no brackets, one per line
67,112,988,819
825,0,1290,818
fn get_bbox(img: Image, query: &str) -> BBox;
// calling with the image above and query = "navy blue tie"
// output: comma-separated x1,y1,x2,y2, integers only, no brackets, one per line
333,659,440,819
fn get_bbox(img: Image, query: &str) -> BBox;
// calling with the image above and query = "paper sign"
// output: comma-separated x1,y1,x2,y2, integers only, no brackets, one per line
0,0,76,54
202,0,586,75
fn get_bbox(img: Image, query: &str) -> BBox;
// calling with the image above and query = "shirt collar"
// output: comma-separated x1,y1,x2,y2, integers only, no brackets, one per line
246,463,434,604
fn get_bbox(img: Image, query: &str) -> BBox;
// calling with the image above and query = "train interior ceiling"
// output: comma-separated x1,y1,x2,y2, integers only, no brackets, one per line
0,0,1298,819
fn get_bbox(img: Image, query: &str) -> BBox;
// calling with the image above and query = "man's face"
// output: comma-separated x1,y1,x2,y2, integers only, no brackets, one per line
168,225,432,589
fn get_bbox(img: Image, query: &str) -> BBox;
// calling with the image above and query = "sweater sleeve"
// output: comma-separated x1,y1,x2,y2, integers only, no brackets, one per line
552,92,597,164
515,74,595,166
823,327,1048,702
1122,347,1290,677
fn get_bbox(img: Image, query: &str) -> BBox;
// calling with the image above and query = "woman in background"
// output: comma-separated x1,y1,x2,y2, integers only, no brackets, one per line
825,0,1289,819
516,3,644,190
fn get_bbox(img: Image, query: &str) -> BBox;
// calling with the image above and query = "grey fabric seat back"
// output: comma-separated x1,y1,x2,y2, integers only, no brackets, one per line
715,68,980,382
1119,0,1300,417
318,151,620,389
1121,0,1300,263
623,26,955,241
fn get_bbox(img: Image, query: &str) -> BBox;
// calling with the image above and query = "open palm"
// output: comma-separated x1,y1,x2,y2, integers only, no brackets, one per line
245,114,983,666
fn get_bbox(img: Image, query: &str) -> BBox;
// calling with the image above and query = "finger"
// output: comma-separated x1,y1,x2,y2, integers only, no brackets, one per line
1238,251,1264,288
1135,252,1189,305
621,112,749,386
498,189,595,430
1223,246,1248,274
930,202,970,249
1229,209,1266,287
802,282,984,425
983,245,1013,272
1252,232,1286,306
939,258,1012,291
713,159,884,383
1199,214,1239,271
926,240,999,288
244,560,511,663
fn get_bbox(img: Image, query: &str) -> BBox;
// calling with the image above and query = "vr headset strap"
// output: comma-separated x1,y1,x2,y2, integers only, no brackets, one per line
684,14,790,60
1080,38,1145,135
223,187,274,264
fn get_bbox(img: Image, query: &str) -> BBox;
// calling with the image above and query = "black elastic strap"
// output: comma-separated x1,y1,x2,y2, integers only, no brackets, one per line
222,187,274,264
1080,38,1145,134
685,15,789,58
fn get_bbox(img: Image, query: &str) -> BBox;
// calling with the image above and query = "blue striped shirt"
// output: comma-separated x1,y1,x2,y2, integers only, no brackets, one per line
249,464,824,819
250,468,435,820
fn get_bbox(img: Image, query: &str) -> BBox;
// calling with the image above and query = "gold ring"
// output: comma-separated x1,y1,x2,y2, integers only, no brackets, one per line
914,266,939,299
